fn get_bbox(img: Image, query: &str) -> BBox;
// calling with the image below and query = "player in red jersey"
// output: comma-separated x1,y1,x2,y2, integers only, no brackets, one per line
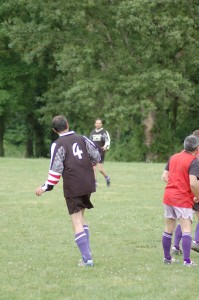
162,135,199,267
172,130,199,255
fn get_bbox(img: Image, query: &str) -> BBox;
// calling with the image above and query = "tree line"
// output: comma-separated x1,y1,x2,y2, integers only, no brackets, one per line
0,0,199,161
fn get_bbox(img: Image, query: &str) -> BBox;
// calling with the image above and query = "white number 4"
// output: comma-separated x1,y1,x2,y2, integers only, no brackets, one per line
72,143,83,159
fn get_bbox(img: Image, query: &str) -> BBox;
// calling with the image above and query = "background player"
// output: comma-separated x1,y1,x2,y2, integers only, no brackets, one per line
89,118,111,186
35,115,100,267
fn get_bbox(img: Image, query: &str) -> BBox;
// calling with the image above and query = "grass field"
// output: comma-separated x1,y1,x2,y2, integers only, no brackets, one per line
0,158,199,300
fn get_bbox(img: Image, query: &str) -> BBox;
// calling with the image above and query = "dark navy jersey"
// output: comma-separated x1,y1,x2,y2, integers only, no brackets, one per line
42,131,100,197
89,128,110,150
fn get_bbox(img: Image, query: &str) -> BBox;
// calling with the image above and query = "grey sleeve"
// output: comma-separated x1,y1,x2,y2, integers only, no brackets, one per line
189,159,199,178
83,136,101,165
103,130,111,148
50,144,65,174
42,143,64,192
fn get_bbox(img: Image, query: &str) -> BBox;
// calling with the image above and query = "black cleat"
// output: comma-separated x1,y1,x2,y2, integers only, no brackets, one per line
106,176,110,187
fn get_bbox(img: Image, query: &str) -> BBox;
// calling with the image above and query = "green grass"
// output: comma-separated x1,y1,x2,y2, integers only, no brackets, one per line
0,158,198,300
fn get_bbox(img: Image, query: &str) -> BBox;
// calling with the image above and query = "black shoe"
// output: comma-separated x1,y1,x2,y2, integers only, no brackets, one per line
171,246,183,255
191,241,199,253
163,257,180,264
106,176,110,187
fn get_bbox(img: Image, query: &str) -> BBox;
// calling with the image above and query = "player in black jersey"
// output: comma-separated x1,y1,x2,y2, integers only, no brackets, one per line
35,115,100,267
89,119,111,186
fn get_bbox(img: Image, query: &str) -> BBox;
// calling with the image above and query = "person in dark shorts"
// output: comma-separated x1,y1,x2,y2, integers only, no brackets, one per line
35,115,100,267
171,130,199,255
89,118,111,186
161,135,199,267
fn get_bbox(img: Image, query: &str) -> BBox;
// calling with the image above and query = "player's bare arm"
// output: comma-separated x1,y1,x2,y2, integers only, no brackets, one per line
162,170,169,183
190,175,199,198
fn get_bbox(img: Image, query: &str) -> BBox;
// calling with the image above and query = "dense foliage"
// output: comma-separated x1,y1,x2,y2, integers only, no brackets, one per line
0,0,199,161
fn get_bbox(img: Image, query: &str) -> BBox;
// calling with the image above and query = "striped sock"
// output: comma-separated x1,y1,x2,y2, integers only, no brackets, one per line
182,232,192,264
194,222,199,244
83,225,91,254
162,231,172,260
75,231,92,262
174,224,182,250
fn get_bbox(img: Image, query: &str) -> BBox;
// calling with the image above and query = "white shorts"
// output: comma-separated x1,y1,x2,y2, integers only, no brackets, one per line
164,204,193,222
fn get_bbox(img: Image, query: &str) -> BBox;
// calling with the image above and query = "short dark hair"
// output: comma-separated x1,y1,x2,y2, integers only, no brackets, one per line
184,135,199,152
52,115,68,132
95,118,103,123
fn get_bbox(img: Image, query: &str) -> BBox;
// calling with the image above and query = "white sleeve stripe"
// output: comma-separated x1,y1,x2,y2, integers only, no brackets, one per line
43,180,56,188
104,131,111,148
49,170,62,176
46,180,57,186
83,136,97,148
75,233,86,241
106,131,111,144
50,143,57,165
47,175,60,182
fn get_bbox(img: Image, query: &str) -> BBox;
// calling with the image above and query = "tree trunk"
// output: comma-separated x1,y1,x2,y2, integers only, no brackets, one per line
25,114,34,158
171,97,178,132
143,111,156,162
143,111,155,146
0,115,5,157
25,137,34,158
34,120,47,157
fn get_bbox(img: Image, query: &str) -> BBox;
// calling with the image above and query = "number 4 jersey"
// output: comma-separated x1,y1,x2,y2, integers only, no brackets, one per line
42,131,100,197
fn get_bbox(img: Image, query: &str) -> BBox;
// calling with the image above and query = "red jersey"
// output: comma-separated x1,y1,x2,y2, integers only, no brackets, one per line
163,151,196,208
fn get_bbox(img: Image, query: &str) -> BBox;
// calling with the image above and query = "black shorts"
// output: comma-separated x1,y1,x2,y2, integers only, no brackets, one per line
193,203,199,212
98,150,105,163
65,194,94,215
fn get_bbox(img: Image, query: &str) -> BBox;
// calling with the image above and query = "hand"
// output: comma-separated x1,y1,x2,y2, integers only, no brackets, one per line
193,197,199,203
35,187,45,197
101,145,108,151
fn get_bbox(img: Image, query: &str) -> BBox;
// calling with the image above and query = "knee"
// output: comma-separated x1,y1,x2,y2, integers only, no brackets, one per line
97,164,103,173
